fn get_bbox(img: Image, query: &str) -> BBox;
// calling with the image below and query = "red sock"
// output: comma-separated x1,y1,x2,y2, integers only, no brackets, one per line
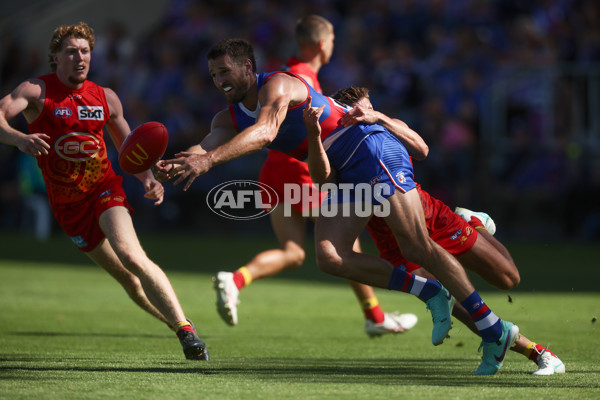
232,271,246,290
362,297,385,324
174,321,194,336
529,344,555,364
365,306,385,324
469,216,485,230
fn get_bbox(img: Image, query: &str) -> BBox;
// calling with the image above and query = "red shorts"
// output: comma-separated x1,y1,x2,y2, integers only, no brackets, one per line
52,175,134,252
258,150,326,214
366,186,477,272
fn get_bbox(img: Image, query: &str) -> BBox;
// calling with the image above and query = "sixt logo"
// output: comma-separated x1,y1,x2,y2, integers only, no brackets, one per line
54,132,101,162
206,180,278,220
54,107,72,118
78,106,104,120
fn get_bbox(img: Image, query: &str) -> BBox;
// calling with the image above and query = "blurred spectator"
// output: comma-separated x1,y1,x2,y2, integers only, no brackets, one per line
1,0,599,241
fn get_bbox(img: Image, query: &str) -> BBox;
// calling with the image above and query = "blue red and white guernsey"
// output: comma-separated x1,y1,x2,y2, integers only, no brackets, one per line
228,71,417,201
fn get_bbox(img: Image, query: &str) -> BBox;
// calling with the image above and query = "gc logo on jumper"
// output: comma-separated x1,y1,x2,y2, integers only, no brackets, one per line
54,132,100,161
206,180,279,220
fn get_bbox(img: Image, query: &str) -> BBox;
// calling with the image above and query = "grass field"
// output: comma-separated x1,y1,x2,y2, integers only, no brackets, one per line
1,232,599,399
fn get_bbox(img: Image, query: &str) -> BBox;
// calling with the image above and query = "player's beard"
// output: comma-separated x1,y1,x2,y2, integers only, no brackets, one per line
68,72,87,86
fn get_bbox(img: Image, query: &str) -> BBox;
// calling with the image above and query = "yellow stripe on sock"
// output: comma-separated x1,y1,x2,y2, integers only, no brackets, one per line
239,266,253,286
361,296,380,310
173,320,191,332
524,341,537,357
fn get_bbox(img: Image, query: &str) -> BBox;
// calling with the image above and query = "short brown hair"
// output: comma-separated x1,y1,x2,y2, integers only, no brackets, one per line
206,38,257,73
331,86,370,107
295,15,333,47
48,22,95,72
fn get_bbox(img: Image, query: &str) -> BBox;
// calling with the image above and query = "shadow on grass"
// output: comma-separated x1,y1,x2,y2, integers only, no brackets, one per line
0,356,588,389
9,331,170,339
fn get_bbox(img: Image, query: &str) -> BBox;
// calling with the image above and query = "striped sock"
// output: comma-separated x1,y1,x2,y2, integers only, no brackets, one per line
232,266,252,290
361,297,385,323
387,267,442,301
524,342,554,363
460,291,502,342
173,320,193,334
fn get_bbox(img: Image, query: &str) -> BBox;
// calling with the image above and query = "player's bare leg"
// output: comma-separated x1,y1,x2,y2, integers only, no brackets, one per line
456,235,520,290
98,207,185,324
252,205,308,278
383,190,476,300
315,197,451,345
87,239,168,325
97,206,208,360
213,206,307,326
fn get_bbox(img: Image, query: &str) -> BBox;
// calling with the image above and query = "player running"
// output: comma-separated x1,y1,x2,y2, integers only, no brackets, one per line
213,15,417,336
0,22,208,360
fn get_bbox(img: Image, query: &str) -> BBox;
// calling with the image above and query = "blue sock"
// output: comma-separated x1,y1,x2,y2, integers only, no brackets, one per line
387,266,442,302
460,291,502,342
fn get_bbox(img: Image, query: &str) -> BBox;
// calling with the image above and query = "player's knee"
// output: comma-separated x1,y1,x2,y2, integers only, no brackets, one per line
284,245,305,269
123,275,144,298
500,269,520,290
118,251,151,275
400,239,435,267
315,243,343,276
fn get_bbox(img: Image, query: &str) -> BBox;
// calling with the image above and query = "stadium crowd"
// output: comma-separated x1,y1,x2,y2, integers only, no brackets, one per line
1,0,599,241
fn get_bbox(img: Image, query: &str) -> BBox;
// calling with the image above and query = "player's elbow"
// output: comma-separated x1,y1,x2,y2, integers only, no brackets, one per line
412,143,429,161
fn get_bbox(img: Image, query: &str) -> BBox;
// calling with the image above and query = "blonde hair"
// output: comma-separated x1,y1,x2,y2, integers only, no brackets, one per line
295,15,333,48
48,22,95,72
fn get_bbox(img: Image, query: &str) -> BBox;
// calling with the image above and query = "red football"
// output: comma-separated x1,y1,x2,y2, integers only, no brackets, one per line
118,121,168,174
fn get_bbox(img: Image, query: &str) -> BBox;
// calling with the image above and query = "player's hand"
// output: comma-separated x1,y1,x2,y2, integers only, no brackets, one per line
303,96,325,137
152,160,177,183
164,152,212,191
17,132,51,157
142,177,165,206
339,105,379,127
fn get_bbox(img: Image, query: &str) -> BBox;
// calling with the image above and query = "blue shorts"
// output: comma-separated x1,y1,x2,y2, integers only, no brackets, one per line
325,128,416,205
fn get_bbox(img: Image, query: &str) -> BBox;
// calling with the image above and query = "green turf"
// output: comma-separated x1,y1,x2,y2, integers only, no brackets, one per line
1,239,599,399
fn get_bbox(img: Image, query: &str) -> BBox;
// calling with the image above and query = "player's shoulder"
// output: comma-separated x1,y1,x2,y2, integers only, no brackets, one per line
15,77,46,100
212,107,236,128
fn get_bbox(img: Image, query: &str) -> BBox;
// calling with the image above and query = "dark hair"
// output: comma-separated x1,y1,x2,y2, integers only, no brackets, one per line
207,38,257,73
331,86,370,107
48,22,95,72
295,15,333,47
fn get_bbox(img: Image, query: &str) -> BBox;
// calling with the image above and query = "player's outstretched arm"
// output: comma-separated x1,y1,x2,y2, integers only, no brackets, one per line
104,87,164,205
339,105,429,160
0,79,50,157
162,74,296,191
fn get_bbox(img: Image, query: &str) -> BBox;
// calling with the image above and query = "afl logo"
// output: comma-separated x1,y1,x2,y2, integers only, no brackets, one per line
206,180,279,220
55,132,101,162
54,107,72,118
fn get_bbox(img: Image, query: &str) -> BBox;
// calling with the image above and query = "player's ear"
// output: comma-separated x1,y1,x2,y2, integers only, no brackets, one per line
244,59,253,75
318,38,326,51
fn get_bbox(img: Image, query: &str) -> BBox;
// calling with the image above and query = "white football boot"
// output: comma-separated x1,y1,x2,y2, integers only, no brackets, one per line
533,349,566,375
455,206,497,235
213,272,239,326
365,312,418,337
